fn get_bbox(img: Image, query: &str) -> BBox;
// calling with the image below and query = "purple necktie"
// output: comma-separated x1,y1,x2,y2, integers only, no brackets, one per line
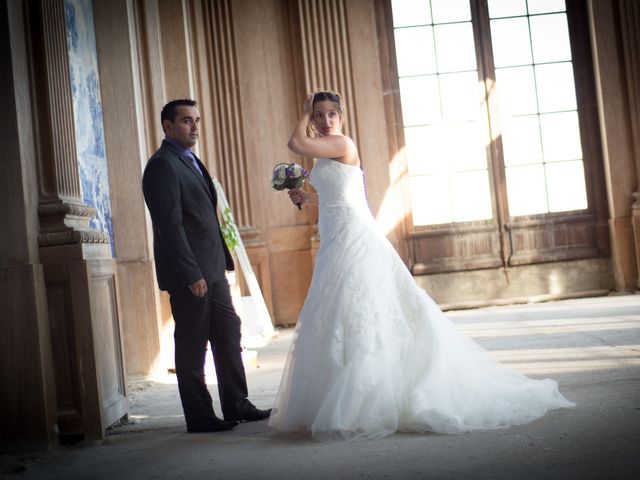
187,152,203,176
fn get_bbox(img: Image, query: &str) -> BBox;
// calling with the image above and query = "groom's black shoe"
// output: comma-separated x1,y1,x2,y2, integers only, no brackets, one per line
227,402,272,423
187,417,239,433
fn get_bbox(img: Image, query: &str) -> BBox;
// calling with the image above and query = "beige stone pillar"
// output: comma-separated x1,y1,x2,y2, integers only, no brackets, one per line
296,0,403,250
617,0,640,289
589,0,639,291
296,0,361,267
33,0,128,440
92,0,165,377
157,0,194,99
182,0,275,316
0,0,58,450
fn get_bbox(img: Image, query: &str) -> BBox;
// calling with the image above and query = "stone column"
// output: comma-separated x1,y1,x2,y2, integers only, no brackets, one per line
32,0,128,440
183,0,274,314
295,0,403,254
92,0,165,376
157,0,194,99
0,0,57,450
295,0,359,260
297,0,358,143
617,0,640,289
589,0,639,291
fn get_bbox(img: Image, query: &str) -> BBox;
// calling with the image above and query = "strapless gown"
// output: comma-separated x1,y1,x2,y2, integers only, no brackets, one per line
269,158,574,441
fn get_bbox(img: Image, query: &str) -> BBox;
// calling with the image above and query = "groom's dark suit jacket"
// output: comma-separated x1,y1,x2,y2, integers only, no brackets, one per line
142,140,234,292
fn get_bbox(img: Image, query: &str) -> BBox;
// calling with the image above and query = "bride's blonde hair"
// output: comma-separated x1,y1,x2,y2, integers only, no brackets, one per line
307,90,346,137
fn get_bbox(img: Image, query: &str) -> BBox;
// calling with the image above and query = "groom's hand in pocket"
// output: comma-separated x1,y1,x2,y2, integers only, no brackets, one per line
189,278,208,298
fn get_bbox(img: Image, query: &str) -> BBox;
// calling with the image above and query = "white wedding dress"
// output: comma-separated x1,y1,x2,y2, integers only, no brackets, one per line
269,158,574,441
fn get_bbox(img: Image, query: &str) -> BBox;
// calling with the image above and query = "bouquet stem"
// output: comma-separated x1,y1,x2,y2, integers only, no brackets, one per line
271,162,309,210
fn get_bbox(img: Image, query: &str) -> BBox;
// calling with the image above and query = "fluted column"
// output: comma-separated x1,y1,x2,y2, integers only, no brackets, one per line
589,0,639,291
41,0,79,201
619,0,640,288
36,0,109,248
297,0,358,145
201,0,253,227
184,0,273,315
295,0,359,255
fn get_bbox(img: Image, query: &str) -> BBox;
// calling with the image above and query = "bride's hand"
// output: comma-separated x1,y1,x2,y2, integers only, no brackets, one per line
288,188,307,206
303,92,314,117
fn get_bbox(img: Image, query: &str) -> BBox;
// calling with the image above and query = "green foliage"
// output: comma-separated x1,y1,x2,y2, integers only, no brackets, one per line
220,207,239,251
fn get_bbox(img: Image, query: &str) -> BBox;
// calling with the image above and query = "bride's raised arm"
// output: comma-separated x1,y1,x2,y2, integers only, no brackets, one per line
287,92,357,164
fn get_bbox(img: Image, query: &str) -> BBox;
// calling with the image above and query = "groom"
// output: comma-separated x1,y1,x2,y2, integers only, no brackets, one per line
142,99,271,432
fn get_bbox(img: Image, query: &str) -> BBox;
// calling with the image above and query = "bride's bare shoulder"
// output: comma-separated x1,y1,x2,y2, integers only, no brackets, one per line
332,136,360,167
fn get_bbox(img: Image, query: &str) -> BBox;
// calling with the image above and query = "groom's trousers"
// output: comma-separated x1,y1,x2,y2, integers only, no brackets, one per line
169,278,249,428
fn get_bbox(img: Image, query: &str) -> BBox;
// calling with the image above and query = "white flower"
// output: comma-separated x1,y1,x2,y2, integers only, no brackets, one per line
276,166,287,180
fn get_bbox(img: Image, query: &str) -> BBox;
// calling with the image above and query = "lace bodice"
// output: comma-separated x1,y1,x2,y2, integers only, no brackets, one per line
309,158,374,239
309,158,368,208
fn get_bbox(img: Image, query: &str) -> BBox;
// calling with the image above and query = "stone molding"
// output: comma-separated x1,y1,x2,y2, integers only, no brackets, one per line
39,230,111,246
38,202,98,219
238,226,266,246
38,201,110,246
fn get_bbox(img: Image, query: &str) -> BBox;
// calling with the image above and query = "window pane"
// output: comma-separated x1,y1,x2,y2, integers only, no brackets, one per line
530,14,571,63
452,122,488,170
501,115,543,166
440,72,481,121
405,123,487,175
399,76,441,126
488,0,526,18
495,66,538,116
392,0,432,27
431,0,471,23
506,164,548,215
405,126,448,175
410,175,452,225
451,171,493,222
490,17,533,67
535,62,576,112
546,161,588,212
395,27,437,76
540,111,582,161
527,0,566,15
435,23,477,72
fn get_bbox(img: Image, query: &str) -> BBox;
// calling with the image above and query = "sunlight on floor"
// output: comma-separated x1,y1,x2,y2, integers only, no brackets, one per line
457,316,640,338
456,312,640,374
489,345,640,374
144,297,640,382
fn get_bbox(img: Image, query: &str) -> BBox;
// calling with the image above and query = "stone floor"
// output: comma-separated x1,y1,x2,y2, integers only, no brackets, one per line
2,294,639,479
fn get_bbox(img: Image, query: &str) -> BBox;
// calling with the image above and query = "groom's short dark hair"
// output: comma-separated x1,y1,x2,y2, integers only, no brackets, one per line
161,99,198,124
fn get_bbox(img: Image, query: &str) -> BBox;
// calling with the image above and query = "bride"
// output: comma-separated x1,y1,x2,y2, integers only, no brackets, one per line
268,91,575,441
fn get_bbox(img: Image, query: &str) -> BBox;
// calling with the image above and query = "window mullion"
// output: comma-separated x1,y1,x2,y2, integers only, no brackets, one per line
471,0,511,268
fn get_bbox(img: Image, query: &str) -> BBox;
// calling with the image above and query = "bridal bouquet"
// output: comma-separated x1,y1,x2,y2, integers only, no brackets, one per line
271,162,309,209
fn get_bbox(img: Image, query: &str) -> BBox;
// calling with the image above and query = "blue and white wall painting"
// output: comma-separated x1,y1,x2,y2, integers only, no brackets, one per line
64,0,115,256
